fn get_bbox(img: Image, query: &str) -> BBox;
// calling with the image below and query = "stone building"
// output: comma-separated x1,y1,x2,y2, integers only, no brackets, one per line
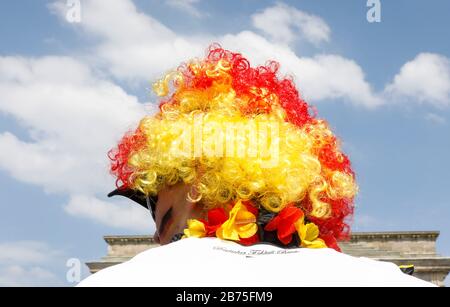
86,231,450,286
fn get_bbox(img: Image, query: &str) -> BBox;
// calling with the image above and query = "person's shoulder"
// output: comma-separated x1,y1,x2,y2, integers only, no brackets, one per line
77,238,219,287
77,238,436,287
77,243,170,287
278,247,436,287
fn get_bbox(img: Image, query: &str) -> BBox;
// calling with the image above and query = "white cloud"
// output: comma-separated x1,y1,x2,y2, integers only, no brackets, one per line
49,0,379,107
0,55,151,229
295,54,381,107
0,56,146,195
64,195,153,232
0,241,63,264
385,53,450,107
221,31,383,108
49,0,207,82
0,265,61,287
0,241,64,286
166,0,205,18
425,113,447,125
251,2,330,46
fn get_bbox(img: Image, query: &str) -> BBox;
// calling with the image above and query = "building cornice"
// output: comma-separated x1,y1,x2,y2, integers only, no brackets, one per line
350,231,439,242
104,235,155,244
103,231,440,244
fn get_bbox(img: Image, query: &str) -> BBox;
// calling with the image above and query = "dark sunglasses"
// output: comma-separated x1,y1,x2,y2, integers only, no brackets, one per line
108,188,158,221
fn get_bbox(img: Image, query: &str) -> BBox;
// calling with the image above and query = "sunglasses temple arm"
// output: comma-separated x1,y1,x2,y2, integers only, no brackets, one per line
146,196,155,217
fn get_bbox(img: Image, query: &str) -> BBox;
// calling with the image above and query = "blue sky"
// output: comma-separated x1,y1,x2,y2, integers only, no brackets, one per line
0,0,449,286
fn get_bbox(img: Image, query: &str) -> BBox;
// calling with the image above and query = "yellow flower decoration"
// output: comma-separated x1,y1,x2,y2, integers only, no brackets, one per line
216,201,258,241
183,219,206,238
295,217,327,249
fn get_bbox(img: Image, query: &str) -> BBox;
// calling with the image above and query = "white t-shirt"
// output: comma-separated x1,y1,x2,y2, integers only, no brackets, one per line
78,237,434,287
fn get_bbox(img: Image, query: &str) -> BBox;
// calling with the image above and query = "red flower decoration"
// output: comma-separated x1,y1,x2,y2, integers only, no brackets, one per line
264,205,304,245
202,208,228,236
239,233,259,246
320,233,341,252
